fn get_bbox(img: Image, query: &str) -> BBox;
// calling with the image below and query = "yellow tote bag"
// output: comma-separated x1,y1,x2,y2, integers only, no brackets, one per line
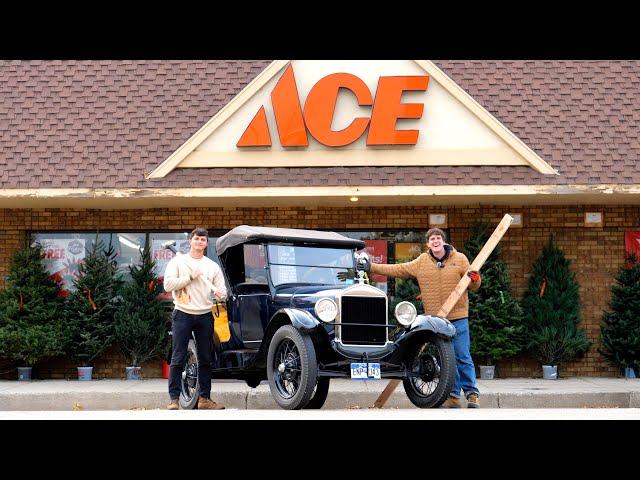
212,301,231,343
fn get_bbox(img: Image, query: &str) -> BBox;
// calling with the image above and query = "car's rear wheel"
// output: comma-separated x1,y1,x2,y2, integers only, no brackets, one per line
267,325,318,410
179,339,200,410
304,377,330,409
402,334,456,408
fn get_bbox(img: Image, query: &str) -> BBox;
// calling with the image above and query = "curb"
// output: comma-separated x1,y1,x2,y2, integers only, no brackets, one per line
1,388,638,411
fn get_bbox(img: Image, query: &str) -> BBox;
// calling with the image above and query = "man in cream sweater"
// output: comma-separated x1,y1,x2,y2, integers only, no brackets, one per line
163,227,227,410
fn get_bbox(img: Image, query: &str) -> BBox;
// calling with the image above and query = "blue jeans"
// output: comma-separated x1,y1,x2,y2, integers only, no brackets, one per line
449,318,479,399
168,309,214,400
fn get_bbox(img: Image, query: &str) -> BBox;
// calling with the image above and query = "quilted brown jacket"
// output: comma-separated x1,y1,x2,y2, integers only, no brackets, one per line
370,245,480,321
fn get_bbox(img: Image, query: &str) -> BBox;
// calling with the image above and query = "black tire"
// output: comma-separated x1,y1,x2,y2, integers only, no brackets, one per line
179,339,200,410
304,377,330,409
402,334,456,408
266,325,318,410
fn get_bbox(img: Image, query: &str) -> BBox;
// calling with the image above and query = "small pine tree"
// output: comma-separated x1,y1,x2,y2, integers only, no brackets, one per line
599,255,640,373
114,245,169,367
521,236,591,366
0,243,66,367
462,221,524,365
64,238,123,366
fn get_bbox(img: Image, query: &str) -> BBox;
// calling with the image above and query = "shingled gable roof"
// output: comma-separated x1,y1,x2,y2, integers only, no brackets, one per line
1,60,639,195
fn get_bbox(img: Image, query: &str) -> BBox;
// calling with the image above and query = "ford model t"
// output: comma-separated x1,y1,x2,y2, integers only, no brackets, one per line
175,225,457,410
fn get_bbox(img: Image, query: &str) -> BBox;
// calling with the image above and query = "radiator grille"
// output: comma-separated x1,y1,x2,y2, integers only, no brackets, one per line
340,296,387,346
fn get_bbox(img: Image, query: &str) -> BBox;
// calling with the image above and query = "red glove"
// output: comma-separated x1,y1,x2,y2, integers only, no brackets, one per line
467,270,480,282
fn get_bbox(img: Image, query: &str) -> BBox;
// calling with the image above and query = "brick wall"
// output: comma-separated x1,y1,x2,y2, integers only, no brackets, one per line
1,204,639,379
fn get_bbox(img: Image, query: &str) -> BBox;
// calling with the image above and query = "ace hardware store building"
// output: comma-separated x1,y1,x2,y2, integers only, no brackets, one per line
1,60,639,379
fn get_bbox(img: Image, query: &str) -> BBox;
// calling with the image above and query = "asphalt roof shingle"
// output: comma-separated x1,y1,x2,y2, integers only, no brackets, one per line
1,60,638,190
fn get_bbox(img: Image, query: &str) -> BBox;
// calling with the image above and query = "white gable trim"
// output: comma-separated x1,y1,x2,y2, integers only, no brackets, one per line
147,60,558,179
414,60,557,175
145,60,290,179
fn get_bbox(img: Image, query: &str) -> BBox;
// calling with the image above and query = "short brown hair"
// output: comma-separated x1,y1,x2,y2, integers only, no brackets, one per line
426,228,446,242
189,227,209,239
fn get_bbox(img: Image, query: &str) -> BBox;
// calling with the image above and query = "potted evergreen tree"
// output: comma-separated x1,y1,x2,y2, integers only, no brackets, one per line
600,255,640,379
63,238,122,380
0,243,66,380
463,221,524,379
521,236,591,379
114,245,168,379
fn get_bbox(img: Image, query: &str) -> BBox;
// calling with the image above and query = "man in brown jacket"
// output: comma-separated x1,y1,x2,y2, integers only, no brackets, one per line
365,228,482,408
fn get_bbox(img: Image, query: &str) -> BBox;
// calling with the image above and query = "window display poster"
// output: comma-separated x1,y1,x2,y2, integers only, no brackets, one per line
624,232,640,259
395,242,425,262
152,239,190,275
152,238,190,300
360,240,388,283
39,238,86,293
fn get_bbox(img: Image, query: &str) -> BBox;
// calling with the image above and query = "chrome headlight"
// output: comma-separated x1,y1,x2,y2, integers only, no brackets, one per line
314,298,338,323
395,301,417,327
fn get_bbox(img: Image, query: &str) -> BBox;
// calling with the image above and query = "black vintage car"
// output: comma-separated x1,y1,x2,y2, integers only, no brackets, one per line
178,225,457,410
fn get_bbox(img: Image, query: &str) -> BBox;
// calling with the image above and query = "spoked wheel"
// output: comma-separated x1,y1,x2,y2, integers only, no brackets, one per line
179,339,199,410
304,377,330,409
267,325,318,410
402,335,455,408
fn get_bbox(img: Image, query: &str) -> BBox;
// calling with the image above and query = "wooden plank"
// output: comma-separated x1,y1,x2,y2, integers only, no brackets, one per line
372,214,514,409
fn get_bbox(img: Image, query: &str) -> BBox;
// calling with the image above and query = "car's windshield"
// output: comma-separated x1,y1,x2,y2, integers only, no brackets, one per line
267,245,355,286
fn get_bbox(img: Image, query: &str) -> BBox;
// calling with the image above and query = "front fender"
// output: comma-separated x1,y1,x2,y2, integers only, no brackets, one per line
394,314,456,346
251,308,322,369
411,315,456,337
277,308,321,333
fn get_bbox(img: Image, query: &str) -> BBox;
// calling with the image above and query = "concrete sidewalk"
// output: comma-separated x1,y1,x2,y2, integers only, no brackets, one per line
1,377,640,411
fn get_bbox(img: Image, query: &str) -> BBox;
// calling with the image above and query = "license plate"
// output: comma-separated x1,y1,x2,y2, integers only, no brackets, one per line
350,362,381,380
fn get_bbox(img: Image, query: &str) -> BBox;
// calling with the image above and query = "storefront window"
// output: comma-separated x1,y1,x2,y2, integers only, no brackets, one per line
32,232,145,292
31,227,444,306
149,233,190,277
207,236,222,266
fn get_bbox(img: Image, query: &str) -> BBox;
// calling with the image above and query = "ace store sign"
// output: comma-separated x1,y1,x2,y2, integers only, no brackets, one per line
237,64,430,147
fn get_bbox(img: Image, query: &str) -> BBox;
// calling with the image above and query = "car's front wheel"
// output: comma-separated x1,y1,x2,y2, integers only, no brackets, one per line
402,334,456,408
266,325,318,410
304,377,330,409
179,339,200,410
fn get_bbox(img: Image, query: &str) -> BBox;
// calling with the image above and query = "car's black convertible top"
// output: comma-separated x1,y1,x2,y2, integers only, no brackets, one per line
216,225,365,255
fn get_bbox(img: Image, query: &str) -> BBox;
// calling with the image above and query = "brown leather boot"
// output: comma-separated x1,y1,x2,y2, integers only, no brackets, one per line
466,393,480,408
198,396,225,410
167,399,179,410
441,396,462,408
